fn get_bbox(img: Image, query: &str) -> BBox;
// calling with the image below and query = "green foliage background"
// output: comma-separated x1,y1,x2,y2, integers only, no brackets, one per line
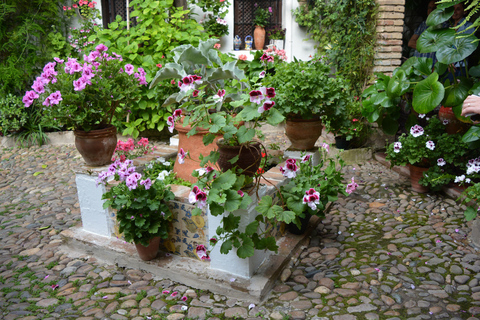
292,0,378,95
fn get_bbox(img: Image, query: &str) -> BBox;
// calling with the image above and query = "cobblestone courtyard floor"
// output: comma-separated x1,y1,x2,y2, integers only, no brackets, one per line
1,131,480,319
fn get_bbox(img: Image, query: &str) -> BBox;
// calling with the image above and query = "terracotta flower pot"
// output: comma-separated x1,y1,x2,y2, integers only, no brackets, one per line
409,164,430,193
438,106,470,135
254,26,266,50
135,236,161,261
173,118,220,183
285,118,323,151
74,125,117,166
216,139,262,176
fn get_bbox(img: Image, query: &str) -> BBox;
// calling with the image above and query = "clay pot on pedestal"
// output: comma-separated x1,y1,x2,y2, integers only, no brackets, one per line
216,139,262,177
135,236,161,261
74,125,117,166
285,118,323,151
254,26,266,50
409,164,430,193
173,118,220,183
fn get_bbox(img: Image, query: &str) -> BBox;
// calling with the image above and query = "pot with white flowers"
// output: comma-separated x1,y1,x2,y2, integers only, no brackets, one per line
385,116,447,193
97,159,175,261
23,44,145,166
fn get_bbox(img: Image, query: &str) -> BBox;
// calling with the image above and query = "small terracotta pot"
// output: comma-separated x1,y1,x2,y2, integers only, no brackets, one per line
285,118,323,150
135,236,161,261
438,106,470,135
216,139,262,176
74,125,117,166
409,164,430,193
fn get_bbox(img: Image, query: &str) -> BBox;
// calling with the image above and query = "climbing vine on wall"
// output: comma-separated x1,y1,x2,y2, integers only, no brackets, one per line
292,0,378,95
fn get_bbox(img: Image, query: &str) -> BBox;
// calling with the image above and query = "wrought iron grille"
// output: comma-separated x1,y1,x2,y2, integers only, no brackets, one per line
234,0,282,50
100,0,137,28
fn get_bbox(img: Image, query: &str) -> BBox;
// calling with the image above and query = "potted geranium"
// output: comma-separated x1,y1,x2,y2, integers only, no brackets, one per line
23,44,145,166
97,159,175,261
263,55,351,150
386,116,447,192
267,26,285,50
253,4,273,49
201,14,229,38
276,148,354,234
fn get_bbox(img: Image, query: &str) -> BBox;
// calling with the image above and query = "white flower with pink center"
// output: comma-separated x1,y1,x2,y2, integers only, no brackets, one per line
426,140,435,150
178,148,187,164
280,158,299,178
346,177,358,194
302,188,320,210
410,124,424,137
393,142,402,153
437,158,446,166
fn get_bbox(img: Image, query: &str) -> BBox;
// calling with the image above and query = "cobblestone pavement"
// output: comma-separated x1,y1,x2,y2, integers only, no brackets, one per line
1,137,480,320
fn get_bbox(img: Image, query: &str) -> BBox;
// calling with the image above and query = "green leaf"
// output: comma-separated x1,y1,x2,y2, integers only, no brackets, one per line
470,65,480,78
223,214,241,232
209,114,226,133
224,189,242,212
412,72,445,114
462,126,480,143
387,69,410,97
256,236,278,252
236,126,255,144
417,28,456,53
381,114,400,135
245,220,259,236
436,34,479,65
33,171,43,176
266,108,285,126
465,206,477,221
413,57,434,76
237,236,255,258
211,171,236,190
220,239,233,254
426,7,454,27
442,78,472,107
209,202,224,216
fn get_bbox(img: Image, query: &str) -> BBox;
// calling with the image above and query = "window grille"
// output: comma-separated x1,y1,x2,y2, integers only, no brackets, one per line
234,0,282,50
100,0,137,28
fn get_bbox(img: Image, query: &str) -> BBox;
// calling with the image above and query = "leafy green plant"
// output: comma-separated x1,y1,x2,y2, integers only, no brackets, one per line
253,4,273,27
99,160,175,246
0,0,68,96
263,56,351,120
292,0,377,95
201,15,229,37
0,94,27,135
88,0,210,138
266,26,285,40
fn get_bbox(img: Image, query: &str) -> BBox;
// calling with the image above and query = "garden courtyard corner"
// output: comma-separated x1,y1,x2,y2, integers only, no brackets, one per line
1,125,480,319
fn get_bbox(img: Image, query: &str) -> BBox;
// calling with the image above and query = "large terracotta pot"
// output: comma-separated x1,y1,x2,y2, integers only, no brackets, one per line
438,106,470,135
409,164,430,193
173,119,220,183
135,236,161,261
216,139,262,176
74,125,117,166
285,118,323,151
254,26,266,50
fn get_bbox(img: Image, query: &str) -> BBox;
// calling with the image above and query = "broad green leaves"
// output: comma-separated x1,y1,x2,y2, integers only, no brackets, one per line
412,73,445,114
436,34,478,65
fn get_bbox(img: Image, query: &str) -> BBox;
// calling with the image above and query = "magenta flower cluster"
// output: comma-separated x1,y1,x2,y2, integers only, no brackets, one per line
96,159,152,191
249,86,276,113
22,44,146,109
188,185,208,209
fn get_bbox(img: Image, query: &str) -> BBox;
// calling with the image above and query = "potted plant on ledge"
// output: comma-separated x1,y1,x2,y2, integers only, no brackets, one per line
201,14,229,38
23,44,145,166
97,159,175,261
263,56,351,150
253,4,273,49
267,26,286,50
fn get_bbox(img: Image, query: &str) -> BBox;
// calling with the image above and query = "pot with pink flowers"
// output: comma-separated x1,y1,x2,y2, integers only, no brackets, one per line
22,44,145,166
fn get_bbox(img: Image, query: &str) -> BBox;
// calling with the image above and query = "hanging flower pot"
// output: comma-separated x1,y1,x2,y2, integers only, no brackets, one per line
135,236,161,261
285,118,323,150
216,139,262,176
74,125,117,166
254,26,266,50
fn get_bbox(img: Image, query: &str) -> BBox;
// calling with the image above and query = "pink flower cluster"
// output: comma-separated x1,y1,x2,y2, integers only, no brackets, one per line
178,75,203,92
196,244,210,261
112,137,153,162
177,148,187,164
466,157,480,175
167,109,183,133
393,141,402,153
249,87,276,113
345,177,358,194
96,159,152,191
303,188,320,210
263,48,287,62
188,186,208,209
280,158,299,178
23,44,144,108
